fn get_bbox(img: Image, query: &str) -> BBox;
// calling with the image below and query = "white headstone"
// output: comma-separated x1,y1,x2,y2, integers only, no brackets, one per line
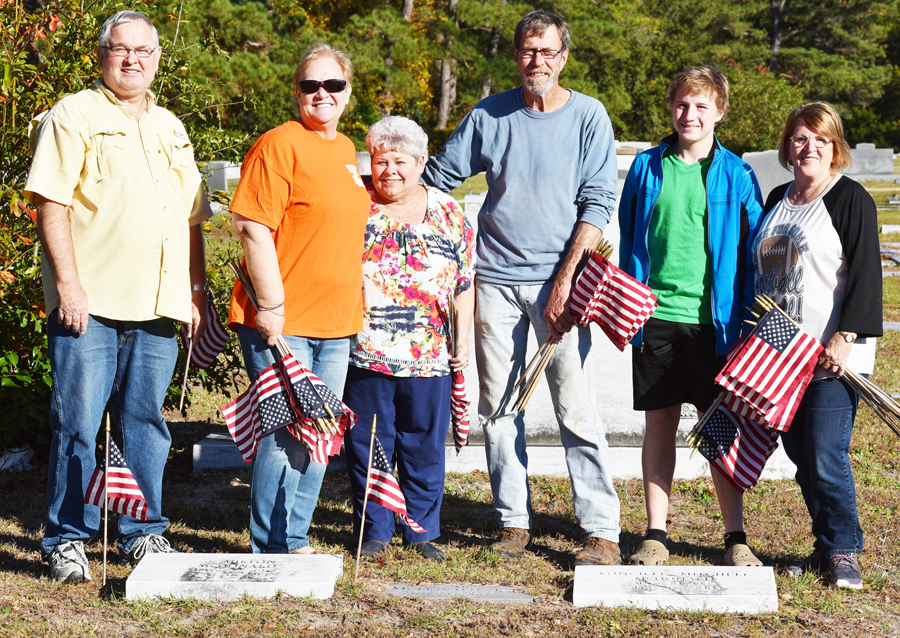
125,553,343,601
573,565,778,612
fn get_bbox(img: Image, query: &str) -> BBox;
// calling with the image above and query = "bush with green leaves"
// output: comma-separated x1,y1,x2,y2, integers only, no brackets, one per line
0,0,251,454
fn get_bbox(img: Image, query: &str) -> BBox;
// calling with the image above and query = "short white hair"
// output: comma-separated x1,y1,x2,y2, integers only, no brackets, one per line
365,116,428,161
98,11,160,49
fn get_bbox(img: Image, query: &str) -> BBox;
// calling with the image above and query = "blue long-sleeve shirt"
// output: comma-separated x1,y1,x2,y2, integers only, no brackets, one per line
423,87,618,285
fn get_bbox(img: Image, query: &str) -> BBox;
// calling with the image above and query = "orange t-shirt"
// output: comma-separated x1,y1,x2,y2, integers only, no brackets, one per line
228,120,370,338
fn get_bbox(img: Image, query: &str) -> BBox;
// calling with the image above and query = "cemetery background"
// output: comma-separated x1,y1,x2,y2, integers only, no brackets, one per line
2,1,900,634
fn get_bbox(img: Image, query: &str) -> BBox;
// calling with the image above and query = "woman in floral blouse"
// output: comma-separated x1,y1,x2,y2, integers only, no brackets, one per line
343,116,475,561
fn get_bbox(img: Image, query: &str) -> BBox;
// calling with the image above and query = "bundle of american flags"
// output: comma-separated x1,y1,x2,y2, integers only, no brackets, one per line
569,245,658,351
221,354,357,464
716,305,822,431
688,298,824,492
84,438,148,520
180,288,230,369
367,435,426,533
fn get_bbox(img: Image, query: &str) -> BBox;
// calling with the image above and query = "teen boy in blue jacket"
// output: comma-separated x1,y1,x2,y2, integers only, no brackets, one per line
618,66,764,567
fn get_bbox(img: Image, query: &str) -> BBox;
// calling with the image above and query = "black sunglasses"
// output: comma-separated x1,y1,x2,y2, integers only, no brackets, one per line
297,79,347,94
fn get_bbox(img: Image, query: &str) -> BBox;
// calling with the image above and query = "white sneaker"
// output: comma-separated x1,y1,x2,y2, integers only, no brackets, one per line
48,540,92,583
119,534,176,565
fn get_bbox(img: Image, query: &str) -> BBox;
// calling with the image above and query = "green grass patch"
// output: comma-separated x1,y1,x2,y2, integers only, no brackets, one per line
449,174,488,200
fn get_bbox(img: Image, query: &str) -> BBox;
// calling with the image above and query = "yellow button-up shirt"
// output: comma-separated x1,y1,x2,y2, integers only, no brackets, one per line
25,80,211,324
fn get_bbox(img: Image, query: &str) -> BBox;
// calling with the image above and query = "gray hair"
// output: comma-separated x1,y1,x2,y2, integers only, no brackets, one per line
365,116,429,161
514,10,571,52
98,11,160,49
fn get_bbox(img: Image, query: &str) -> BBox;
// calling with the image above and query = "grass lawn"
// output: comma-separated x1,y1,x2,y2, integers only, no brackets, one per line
2,352,900,636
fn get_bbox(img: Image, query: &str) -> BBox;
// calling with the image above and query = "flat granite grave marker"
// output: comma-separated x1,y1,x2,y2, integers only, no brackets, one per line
126,553,343,601
387,584,533,602
573,566,777,613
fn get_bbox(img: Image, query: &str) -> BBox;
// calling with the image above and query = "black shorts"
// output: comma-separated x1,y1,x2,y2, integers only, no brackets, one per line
632,318,725,412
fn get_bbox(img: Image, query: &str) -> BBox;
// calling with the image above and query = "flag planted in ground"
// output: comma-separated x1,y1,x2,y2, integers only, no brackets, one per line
569,252,657,351
222,355,356,464
180,288,230,369
84,438,148,520
696,405,781,493
367,436,426,533
716,309,822,431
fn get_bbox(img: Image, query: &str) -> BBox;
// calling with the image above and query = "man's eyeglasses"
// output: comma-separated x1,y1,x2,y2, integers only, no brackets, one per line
298,79,348,94
516,48,563,61
790,135,832,149
102,45,157,59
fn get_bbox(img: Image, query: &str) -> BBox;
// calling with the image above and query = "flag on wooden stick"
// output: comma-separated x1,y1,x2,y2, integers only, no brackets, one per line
180,288,230,369
84,438,148,520
569,251,657,351
367,435,426,533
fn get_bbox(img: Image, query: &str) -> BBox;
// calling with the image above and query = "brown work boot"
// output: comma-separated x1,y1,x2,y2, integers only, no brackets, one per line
488,528,531,558
574,537,622,566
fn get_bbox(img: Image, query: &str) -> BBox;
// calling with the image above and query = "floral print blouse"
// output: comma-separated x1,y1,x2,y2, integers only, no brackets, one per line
350,185,476,377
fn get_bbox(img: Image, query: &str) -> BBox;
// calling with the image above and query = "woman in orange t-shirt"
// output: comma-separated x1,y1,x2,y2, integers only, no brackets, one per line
227,42,370,554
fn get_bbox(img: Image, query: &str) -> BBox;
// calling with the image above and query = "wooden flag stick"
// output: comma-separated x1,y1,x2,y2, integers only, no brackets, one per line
178,336,194,412
355,414,378,581
102,413,111,587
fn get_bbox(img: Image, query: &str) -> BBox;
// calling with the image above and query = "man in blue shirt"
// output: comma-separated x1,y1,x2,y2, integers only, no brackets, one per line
423,9,621,565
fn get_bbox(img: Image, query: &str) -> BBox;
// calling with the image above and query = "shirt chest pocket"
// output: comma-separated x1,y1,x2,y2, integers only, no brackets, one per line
159,128,194,170
88,129,134,180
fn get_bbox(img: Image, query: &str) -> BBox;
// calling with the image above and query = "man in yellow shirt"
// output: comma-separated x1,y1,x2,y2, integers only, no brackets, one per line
24,10,211,583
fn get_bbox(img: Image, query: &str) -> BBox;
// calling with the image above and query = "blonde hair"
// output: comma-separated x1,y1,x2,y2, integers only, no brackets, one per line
294,42,353,94
666,65,730,116
777,102,852,172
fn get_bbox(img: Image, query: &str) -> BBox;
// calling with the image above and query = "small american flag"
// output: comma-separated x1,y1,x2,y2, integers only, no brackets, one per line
180,288,230,369
450,371,470,453
221,362,294,462
696,405,780,493
716,310,821,431
569,252,658,351
367,436,426,533
84,438,148,520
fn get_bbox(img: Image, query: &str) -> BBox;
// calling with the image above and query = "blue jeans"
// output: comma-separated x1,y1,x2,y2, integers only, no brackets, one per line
343,366,450,544
41,311,177,559
237,324,350,553
781,376,863,556
474,279,621,541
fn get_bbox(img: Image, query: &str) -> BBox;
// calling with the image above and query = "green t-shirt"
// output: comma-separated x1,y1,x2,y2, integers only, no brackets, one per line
647,150,714,324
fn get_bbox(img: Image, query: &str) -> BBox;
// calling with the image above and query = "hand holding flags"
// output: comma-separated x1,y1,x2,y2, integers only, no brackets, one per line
506,239,657,415
221,354,357,465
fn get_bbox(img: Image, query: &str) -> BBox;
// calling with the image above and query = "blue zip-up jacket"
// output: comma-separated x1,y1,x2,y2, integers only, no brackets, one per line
618,134,764,356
